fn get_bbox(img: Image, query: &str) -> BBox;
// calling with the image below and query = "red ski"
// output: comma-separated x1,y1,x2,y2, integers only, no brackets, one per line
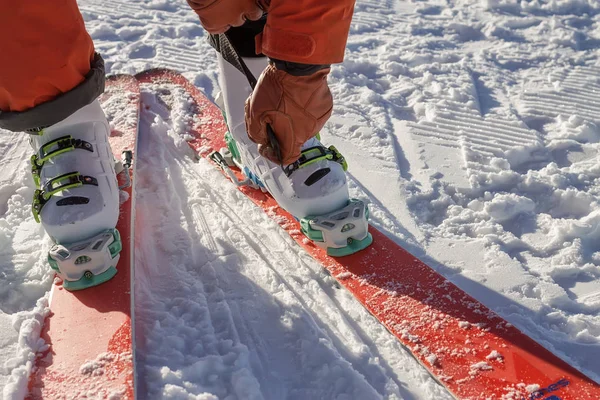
28,75,139,399
136,68,599,400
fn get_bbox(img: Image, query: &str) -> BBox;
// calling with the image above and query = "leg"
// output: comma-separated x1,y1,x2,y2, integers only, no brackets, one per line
0,0,121,289
0,0,102,118
211,23,371,255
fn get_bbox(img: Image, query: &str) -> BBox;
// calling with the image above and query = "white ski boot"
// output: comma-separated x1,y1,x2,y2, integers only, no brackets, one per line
30,100,121,290
215,55,372,256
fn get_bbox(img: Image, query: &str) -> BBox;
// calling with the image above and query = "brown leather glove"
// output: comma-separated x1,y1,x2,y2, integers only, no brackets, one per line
245,64,333,165
187,0,264,34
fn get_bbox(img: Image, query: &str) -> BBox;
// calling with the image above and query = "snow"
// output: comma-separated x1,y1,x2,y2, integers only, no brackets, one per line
1,0,600,398
80,352,133,377
486,350,503,361
470,361,493,372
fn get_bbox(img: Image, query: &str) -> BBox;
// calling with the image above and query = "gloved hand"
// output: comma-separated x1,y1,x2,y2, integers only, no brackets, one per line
245,63,333,165
187,0,264,34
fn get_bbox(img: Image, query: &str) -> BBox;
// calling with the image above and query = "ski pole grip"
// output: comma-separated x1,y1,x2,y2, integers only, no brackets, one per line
266,124,283,165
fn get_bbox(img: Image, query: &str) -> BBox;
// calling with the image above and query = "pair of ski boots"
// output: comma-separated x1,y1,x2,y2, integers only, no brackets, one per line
30,100,123,291
31,56,371,291
214,56,372,256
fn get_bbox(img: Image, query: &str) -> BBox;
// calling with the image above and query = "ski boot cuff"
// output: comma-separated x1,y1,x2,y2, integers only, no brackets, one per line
0,53,106,133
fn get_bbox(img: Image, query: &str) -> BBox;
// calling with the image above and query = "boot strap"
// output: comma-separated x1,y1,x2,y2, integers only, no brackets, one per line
283,145,348,177
31,135,93,187
32,172,98,223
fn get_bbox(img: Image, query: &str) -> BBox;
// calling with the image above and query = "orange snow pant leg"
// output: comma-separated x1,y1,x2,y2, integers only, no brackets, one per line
0,0,106,132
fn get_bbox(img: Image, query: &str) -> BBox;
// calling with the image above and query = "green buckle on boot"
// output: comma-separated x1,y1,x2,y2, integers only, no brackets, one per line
284,145,348,177
31,135,93,187
32,172,98,223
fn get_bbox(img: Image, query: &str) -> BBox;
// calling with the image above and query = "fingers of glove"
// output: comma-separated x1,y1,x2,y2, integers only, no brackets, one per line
245,96,266,145
258,140,300,166
258,144,280,164
266,112,300,165
258,142,297,166
246,110,292,156
246,107,301,165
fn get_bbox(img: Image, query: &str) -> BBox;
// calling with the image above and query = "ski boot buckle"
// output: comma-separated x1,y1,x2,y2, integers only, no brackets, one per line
284,145,348,177
32,172,98,222
30,135,93,187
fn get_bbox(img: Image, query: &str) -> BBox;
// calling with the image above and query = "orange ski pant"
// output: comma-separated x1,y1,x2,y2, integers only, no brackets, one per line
0,0,95,112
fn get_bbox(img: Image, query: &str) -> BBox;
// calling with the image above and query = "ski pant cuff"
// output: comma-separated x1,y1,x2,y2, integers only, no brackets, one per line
0,53,106,133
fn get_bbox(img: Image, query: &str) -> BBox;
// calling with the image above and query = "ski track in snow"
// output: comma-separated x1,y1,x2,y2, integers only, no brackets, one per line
133,85,450,399
1,0,600,397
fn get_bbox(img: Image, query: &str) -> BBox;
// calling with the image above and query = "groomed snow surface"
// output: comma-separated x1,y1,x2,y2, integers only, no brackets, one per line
2,0,600,398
